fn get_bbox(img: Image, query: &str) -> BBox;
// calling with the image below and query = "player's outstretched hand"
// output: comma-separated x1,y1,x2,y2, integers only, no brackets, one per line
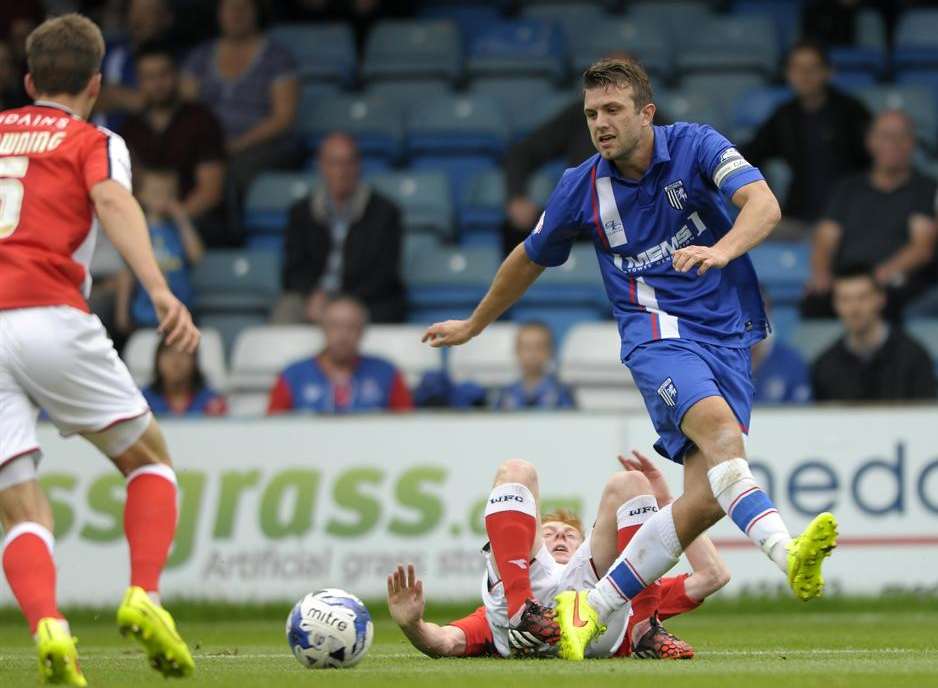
422,319,475,348
151,288,200,354
387,563,425,629
672,245,730,276
618,449,673,506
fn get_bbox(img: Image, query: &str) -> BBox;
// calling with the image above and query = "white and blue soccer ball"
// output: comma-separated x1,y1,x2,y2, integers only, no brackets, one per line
286,588,374,669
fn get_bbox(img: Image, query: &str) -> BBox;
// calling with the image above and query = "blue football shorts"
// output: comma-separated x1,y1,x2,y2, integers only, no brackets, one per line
625,338,754,464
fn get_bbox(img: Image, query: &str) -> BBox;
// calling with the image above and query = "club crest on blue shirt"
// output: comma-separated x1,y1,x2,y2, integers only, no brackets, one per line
664,180,687,211
657,377,678,408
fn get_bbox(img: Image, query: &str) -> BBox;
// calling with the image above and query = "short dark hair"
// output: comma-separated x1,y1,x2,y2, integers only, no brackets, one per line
518,320,555,350
786,38,831,68
833,263,882,289
134,41,177,67
26,13,105,96
582,57,653,109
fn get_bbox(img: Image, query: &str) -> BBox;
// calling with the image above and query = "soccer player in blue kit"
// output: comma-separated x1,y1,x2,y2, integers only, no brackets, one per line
422,58,838,660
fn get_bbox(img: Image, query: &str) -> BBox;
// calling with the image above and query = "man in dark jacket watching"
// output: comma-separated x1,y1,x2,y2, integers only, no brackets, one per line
812,264,936,401
741,39,870,237
272,132,406,323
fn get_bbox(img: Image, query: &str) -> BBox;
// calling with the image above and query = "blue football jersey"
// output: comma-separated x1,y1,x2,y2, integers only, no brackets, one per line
524,123,770,361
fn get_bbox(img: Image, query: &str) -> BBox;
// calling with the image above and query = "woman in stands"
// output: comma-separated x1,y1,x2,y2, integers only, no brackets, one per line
143,340,228,416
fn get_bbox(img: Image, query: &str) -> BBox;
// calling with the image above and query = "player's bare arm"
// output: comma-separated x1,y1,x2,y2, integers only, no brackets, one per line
387,564,466,658
673,180,781,275
422,243,544,347
91,180,200,352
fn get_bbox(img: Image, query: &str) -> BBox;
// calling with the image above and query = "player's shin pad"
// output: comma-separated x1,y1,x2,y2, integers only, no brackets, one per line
787,512,838,601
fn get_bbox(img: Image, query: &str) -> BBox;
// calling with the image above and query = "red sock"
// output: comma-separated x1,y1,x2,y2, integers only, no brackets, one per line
616,496,662,629
2,524,62,634
484,483,537,619
124,465,178,593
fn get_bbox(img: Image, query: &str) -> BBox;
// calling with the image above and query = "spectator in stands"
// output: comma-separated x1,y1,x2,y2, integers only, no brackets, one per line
812,264,936,401
182,0,300,230
0,41,27,110
267,295,414,414
493,322,575,411
115,169,205,335
0,7,38,110
96,0,177,127
741,40,870,236
121,42,229,246
501,54,671,255
143,339,228,416
272,132,406,324
803,110,938,319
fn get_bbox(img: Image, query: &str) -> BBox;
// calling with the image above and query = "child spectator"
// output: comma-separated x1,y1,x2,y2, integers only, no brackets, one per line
143,339,227,416
116,168,204,334
493,322,575,411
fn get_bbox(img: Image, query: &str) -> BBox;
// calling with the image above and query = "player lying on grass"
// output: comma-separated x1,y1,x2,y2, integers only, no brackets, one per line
387,450,730,658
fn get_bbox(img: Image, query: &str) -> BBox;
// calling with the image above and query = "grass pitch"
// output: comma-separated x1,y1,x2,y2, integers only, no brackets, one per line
1,598,936,688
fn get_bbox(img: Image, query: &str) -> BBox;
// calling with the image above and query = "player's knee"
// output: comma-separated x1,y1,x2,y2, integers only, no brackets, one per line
494,458,538,489
111,420,173,477
602,471,652,504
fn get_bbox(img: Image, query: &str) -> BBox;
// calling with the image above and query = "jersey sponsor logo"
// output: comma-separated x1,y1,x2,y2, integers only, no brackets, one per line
657,378,678,408
664,180,688,211
1,113,70,129
612,212,708,273
0,130,67,155
507,558,529,570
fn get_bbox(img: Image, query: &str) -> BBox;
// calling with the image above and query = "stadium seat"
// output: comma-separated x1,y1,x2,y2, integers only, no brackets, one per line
468,77,559,136
406,243,501,312
732,86,792,133
630,2,714,46
460,168,506,235
123,327,227,392
829,46,886,79
361,20,462,82
656,89,728,133
907,319,938,373
894,9,938,71
361,325,443,387
558,322,644,411
406,93,510,158
364,79,453,114
730,0,799,50
199,313,267,361
521,243,605,308
369,171,454,239
297,94,404,161
467,20,567,82
419,4,501,43
527,161,567,207
676,16,778,76
269,23,355,85
411,155,496,221
681,73,768,130
191,250,281,315
243,172,312,234
448,322,519,386
748,241,810,305
855,85,938,151
567,18,671,79
230,325,324,394
522,3,608,49
857,8,886,51
789,319,843,364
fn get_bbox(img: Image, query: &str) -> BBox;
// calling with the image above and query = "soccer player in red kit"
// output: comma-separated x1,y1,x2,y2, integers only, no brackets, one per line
0,14,199,686
386,450,730,659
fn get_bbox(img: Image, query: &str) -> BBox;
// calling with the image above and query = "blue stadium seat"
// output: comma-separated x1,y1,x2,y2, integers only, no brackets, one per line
789,319,843,364
406,93,510,158
676,16,778,76
894,10,938,71
460,168,506,235
630,2,714,46
568,19,671,79
521,243,604,308
468,77,559,136
656,89,728,133
522,3,607,48
749,241,810,305
370,171,454,239
907,319,938,373
270,23,355,85
419,4,502,43
855,85,938,151
244,172,312,234
364,79,453,114
732,86,792,131
829,46,886,79
297,94,404,161
362,20,462,82
829,72,877,90
199,314,267,360
682,73,767,133
298,82,342,108
768,303,799,342
897,70,938,104
410,155,496,220
192,250,281,315
730,1,799,49
857,8,887,51
527,161,567,207
467,20,567,82
406,244,501,313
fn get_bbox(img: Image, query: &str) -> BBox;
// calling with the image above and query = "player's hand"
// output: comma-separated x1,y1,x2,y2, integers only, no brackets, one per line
618,449,673,506
151,288,200,353
422,319,476,348
387,563,425,629
672,245,730,276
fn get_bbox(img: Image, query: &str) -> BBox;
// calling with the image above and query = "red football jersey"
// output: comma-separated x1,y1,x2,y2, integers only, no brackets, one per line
0,100,131,313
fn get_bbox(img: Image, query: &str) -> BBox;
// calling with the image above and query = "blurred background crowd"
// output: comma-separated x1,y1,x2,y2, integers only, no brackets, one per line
5,0,938,416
